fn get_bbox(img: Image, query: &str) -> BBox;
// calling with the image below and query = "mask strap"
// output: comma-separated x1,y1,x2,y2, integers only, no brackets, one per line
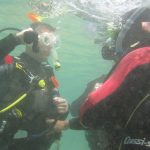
24,31,39,53
32,34,39,53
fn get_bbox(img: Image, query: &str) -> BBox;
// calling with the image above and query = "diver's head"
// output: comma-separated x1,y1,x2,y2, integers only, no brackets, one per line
25,22,57,62
101,37,118,61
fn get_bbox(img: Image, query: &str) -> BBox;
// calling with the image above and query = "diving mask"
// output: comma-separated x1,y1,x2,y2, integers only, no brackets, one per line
38,32,61,70
38,32,57,47
24,30,61,70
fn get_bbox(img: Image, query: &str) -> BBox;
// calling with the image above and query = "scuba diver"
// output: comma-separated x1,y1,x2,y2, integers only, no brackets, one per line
79,45,150,150
69,6,150,150
48,6,150,150
50,39,150,150
0,22,69,150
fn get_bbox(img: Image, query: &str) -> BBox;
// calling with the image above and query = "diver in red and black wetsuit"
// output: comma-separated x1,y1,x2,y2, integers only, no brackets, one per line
80,46,150,150
53,46,150,150
67,6,150,150
51,7,150,150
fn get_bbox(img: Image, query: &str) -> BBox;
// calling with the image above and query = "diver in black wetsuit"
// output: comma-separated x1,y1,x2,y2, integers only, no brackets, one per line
0,22,69,150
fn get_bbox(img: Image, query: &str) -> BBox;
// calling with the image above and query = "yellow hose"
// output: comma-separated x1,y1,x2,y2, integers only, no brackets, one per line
0,93,27,114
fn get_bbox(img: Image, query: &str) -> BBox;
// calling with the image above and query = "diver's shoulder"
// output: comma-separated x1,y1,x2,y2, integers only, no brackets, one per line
131,46,150,56
121,46,150,66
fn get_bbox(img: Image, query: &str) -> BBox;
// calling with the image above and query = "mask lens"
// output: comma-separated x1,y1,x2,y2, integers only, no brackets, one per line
38,32,57,47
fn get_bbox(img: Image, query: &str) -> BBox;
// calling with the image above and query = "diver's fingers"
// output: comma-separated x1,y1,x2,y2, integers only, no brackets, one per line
16,28,33,37
53,97,68,105
16,28,34,44
57,106,68,114
57,107,67,114
56,104,69,114
53,97,69,113
46,119,70,132
46,119,55,124
52,120,70,132
54,102,68,107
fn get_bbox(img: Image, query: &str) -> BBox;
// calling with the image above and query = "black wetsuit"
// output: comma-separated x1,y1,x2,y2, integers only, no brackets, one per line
0,34,68,150
80,47,150,150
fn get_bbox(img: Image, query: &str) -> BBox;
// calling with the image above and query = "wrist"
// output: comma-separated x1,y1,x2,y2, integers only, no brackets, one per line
14,34,21,45
64,120,70,130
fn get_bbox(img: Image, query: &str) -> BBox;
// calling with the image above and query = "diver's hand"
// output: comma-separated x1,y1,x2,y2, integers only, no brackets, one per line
16,28,37,44
46,119,70,132
93,83,103,91
53,97,69,114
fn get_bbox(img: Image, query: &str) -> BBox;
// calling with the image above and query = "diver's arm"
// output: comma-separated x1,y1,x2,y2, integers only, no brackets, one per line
0,34,19,60
69,117,87,130
50,117,87,132
0,63,14,79
0,28,37,60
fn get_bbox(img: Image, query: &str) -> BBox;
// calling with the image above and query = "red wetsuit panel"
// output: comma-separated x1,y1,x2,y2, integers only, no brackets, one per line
80,47,150,124
4,55,13,64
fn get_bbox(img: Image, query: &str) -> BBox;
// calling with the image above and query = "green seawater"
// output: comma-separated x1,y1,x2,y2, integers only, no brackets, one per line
0,0,113,150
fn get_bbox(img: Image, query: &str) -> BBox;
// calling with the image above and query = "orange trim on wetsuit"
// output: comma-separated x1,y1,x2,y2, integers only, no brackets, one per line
80,47,150,126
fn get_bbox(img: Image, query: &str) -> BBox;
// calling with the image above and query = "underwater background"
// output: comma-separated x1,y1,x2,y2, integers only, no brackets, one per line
0,0,142,149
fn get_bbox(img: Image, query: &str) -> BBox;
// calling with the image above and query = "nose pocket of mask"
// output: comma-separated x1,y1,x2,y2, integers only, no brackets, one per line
38,32,57,47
